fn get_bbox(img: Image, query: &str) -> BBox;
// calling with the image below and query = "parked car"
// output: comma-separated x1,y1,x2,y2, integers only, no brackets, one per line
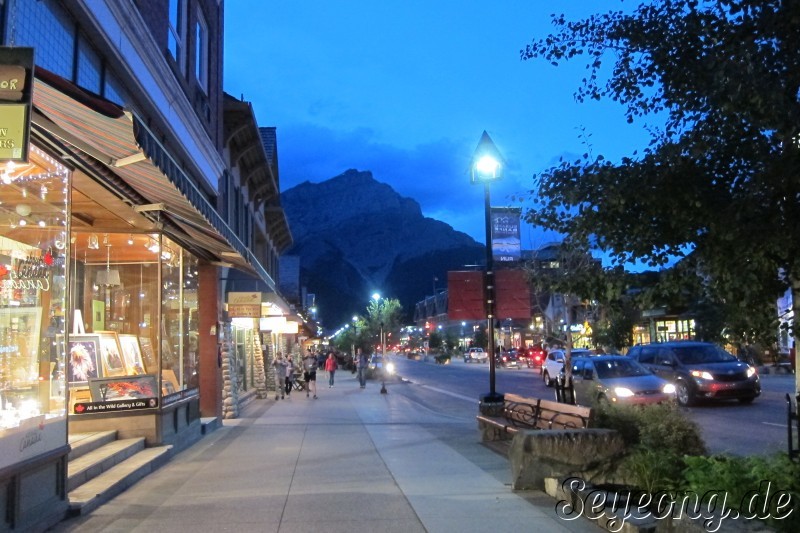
627,341,760,406
497,350,521,369
464,347,489,364
367,355,395,379
523,344,547,369
542,348,594,387
558,355,676,406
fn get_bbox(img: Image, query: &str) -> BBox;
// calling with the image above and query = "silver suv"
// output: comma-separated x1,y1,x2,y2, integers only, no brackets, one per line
542,348,594,387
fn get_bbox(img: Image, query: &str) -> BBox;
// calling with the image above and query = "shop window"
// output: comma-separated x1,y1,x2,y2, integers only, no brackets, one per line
161,236,199,392
0,146,69,449
66,231,200,410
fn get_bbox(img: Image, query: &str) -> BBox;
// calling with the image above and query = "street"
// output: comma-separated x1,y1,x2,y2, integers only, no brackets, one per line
384,353,797,456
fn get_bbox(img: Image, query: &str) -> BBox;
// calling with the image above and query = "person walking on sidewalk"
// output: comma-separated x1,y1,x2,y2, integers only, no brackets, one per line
356,348,369,389
325,352,338,387
285,356,295,396
303,350,318,399
272,352,287,400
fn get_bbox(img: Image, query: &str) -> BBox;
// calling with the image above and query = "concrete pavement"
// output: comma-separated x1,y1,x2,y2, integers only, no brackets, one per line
50,371,600,533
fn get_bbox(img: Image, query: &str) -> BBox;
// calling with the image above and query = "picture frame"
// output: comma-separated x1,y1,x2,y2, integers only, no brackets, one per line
88,374,158,402
138,336,156,372
68,386,92,413
118,334,146,374
162,369,180,395
65,334,102,384
96,331,126,376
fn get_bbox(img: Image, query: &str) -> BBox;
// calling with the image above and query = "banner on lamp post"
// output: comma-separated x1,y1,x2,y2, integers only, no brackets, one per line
490,207,521,263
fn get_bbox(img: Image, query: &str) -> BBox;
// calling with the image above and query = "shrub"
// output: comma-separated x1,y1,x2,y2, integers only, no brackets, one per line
592,402,706,456
682,454,800,531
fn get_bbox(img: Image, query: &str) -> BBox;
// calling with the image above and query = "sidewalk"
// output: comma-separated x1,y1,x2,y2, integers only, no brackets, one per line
51,372,600,533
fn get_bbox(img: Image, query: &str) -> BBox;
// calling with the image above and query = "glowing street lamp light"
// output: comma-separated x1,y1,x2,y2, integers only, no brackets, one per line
471,131,505,409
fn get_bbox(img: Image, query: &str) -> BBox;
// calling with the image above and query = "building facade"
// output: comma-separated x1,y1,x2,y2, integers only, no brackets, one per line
0,1,291,530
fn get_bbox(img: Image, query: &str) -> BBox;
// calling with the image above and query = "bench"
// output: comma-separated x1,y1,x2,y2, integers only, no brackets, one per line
477,393,592,442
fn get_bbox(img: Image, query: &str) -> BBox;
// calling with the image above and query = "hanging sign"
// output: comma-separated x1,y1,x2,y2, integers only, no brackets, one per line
227,291,261,318
0,47,33,162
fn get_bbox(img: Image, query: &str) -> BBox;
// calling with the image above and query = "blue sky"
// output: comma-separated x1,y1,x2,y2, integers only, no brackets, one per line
224,1,649,248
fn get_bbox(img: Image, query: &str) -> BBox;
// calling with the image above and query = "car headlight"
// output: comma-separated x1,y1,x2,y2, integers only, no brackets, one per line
746,366,757,378
690,370,714,380
386,362,395,374
613,387,635,398
663,383,676,394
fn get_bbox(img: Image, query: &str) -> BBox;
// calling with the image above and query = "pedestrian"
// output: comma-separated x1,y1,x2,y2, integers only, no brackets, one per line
325,352,338,387
303,350,318,399
356,348,369,389
272,352,287,400
285,356,295,396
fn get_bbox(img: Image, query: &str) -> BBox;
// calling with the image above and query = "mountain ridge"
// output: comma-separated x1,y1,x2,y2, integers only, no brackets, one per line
281,169,484,328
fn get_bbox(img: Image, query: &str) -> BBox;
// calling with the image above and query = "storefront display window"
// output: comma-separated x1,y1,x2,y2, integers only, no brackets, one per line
0,146,69,462
231,319,258,392
66,231,200,411
161,236,199,393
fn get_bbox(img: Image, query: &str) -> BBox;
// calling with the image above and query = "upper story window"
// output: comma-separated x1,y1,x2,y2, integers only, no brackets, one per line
195,8,209,93
12,0,75,80
168,0,187,75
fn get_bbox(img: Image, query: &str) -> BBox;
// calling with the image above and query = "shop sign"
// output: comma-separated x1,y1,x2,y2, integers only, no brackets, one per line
73,398,158,413
227,291,261,318
0,47,33,162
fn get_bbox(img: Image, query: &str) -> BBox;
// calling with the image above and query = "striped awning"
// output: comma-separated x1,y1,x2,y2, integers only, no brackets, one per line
31,73,276,290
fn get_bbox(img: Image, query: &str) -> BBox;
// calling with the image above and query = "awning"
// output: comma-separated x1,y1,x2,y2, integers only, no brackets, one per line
30,71,276,290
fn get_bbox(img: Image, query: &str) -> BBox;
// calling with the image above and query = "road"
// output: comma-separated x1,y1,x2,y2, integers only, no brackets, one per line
380,353,796,456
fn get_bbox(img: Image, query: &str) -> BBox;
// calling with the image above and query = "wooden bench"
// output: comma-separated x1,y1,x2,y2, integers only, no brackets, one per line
477,393,592,442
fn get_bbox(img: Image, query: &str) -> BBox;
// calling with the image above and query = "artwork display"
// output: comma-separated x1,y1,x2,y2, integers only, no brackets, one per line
66,334,101,383
162,369,180,395
88,375,158,402
118,334,146,374
97,331,126,376
138,336,156,372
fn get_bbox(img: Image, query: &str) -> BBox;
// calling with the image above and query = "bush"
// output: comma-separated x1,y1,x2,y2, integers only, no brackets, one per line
592,402,706,493
682,454,800,532
592,402,706,456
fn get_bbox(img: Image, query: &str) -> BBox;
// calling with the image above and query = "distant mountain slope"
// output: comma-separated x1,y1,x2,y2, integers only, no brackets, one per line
281,169,484,328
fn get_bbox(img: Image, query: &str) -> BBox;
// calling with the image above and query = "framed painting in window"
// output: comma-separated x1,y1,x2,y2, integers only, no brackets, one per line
88,374,158,402
138,336,156,372
97,331,126,376
118,334,146,374
65,334,102,384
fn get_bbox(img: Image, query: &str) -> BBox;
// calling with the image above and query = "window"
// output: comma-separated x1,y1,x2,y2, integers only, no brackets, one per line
77,35,102,94
12,0,75,79
168,0,187,74
195,8,209,92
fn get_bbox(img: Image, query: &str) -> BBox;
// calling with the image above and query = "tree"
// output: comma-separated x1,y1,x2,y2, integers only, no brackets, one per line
521,0,798,385
364,297,403,352
525,241,627,379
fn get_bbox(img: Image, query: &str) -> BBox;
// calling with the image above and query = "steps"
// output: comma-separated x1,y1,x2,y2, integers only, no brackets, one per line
66,431,173,516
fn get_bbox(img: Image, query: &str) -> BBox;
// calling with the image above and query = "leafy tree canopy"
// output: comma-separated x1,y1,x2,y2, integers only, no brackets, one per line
520,0,798,343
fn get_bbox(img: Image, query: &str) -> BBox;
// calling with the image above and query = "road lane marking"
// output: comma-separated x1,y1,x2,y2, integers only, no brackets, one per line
762,422,786,427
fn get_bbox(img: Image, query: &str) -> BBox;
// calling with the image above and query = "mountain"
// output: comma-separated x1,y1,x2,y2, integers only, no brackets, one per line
281,169,485,329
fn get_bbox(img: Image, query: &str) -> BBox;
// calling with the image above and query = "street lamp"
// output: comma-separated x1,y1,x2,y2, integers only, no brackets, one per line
471,131,505,409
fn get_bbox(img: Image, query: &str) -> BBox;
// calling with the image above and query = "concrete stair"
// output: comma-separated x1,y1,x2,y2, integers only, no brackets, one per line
66,431,173,516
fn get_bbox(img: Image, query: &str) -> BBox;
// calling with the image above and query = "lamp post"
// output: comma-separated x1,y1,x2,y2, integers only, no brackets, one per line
471,131,505,409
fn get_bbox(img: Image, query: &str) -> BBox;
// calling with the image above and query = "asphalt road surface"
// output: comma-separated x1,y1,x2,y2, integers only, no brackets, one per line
381,353,796,456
